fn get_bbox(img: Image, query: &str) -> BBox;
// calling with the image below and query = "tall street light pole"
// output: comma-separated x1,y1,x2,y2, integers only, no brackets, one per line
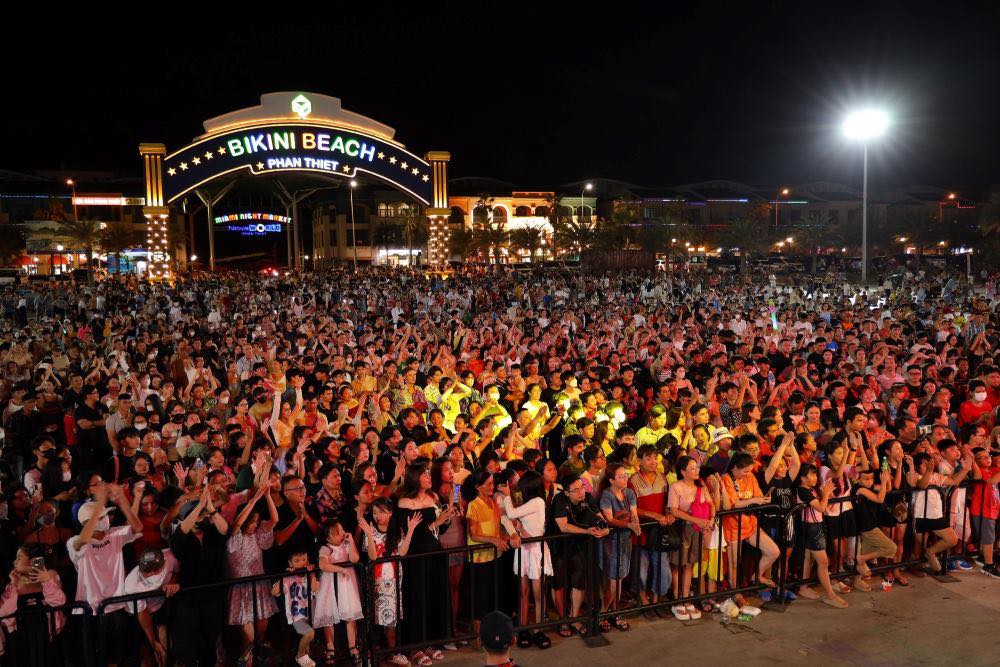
775,188,789,227
349,180,358,270
66,179,77,220
581,182,593,226
843,109,888,285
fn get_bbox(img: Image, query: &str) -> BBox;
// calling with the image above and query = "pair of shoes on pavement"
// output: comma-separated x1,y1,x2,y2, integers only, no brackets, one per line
947,557,973,572
671,603,702,620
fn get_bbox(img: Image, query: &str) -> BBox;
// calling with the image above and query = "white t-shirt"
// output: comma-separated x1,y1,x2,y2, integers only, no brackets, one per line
122,550,179,614
937,461,965,514
67,525,141,613
912,473,947,520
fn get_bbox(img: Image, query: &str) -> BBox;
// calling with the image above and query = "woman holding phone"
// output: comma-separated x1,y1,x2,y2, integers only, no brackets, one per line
0,547,67,665
432,457,466,638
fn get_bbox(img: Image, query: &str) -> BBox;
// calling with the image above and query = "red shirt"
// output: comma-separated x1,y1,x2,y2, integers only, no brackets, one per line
969,465,999,519
958,400,993,427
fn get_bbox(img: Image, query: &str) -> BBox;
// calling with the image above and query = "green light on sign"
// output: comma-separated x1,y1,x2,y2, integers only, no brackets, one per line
291,94,311,119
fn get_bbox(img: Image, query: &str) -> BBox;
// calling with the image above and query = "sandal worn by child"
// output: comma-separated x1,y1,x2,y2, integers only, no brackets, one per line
533,631,552,649
612,615,630,631
517,631,533,648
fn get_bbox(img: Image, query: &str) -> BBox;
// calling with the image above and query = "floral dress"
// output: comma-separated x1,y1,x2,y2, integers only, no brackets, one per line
225,523,278,625
362,527,401,627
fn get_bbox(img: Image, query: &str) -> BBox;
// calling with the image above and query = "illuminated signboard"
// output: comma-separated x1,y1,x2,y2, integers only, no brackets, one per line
224,223,283,236
213,212,291,225
163,124,433,205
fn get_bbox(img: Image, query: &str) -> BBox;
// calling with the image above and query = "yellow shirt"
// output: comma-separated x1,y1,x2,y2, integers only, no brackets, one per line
466,496,500,564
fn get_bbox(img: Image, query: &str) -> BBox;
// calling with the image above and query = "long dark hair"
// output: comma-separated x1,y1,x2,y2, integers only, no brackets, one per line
430,456,451,495
518,470,544,503
395,461,430,501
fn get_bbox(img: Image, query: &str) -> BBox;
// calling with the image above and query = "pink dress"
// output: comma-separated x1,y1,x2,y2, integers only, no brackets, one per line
225,523,278,625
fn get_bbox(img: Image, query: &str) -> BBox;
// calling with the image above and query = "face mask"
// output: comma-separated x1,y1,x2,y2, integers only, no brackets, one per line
37,513,55,527
135,422,147,431
62,470,73,482
975,391,987,402
171,414,185,423
219,397,229,405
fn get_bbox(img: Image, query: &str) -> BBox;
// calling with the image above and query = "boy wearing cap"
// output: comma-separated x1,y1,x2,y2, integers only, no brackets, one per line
480,610,517,667
68,481,143,666
123,548,180,666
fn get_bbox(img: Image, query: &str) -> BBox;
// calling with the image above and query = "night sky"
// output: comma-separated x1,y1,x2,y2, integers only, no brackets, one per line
6,2,1000,190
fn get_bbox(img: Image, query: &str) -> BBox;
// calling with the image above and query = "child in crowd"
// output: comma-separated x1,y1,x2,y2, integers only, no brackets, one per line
273,548,320,667
315,519,363,664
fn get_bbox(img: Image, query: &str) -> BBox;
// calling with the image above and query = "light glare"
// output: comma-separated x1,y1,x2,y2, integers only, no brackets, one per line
842,109,889,140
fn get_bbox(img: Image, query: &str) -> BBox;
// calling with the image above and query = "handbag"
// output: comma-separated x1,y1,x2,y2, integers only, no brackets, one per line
647,523,682,552
690,487,713,532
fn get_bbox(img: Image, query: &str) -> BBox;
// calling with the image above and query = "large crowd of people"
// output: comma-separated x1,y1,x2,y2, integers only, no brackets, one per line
0,262,998,666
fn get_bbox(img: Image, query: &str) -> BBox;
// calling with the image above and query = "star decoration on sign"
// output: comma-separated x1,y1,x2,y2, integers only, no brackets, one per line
256,162,265,170
422,175,429,182
204,151,213,160
342,165,351,173
167,168,177,176
192,157,201,165
401,162,408,169
412,168,419,175
218,147,226,155
179,162,188,171
389,156,397,164
377,152,385,159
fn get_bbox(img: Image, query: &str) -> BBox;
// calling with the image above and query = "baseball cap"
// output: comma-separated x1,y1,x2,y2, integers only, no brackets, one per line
712,427,734,444
138,548,165,574
77,501,112,525
479,610,514,652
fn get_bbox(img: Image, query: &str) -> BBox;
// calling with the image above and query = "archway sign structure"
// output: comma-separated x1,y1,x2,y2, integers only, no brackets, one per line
139,92,451,278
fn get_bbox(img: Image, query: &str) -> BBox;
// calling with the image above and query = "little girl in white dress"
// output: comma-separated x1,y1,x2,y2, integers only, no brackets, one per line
314,519,363,664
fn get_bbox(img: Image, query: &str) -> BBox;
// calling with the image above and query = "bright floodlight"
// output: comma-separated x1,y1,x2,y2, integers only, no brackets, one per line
842,109,889,140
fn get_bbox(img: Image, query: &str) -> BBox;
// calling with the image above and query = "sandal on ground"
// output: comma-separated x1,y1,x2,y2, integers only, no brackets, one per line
558,624,574,637
424,647,444,661
348,646,361,664
758,576,777,587
598,618,613,633
684,603,702,620
671,604,690,620
322,647,336,665
411,651,432,667
517,631,533,648
822,596,849,609
573,622,590,637
894,574,909,586
797,586,820,600
700,600,715,614
533,631,552,649
853,577,872,592
388,654,409,666
832,581,852,594
612,615,630,631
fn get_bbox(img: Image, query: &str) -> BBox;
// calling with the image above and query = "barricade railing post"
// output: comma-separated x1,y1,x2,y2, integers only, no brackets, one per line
929,485,960,583
582,534,609,648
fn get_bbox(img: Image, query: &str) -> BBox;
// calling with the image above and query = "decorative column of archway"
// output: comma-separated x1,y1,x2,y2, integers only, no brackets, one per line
139,143,171,279
425,151,451,267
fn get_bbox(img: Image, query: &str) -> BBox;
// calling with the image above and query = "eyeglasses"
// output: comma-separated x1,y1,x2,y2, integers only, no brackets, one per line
285,485,306,492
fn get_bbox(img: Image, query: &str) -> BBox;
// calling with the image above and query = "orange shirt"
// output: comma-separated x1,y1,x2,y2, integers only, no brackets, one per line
721,473,762,543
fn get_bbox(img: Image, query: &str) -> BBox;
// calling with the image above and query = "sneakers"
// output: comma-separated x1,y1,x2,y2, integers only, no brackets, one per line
783,590,797,601
983,564,1000,578
671,604,690,621
949,557,973,571
296,655,316,667
758,590,772,603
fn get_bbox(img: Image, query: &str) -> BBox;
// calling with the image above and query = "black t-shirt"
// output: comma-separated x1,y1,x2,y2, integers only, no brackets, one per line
169,524,227,587
103,452,137,485
275,503,318,562
765,476,795,517
855,486,882,532
550,491,601,545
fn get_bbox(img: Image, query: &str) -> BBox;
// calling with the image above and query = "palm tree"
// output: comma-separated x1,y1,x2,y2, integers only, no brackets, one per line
448,227,476,261
58,218,102,282
722,216,772,273
400,213,427,266
471,218,507,263
100,220,144,274
794,211,841,274
509,225,546,262
552,215,598,257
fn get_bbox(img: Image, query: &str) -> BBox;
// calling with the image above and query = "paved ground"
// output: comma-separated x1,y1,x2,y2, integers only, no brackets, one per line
436,572,1000,666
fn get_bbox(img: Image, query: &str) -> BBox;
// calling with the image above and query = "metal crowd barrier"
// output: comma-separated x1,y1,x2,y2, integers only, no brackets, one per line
0,601,93,667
